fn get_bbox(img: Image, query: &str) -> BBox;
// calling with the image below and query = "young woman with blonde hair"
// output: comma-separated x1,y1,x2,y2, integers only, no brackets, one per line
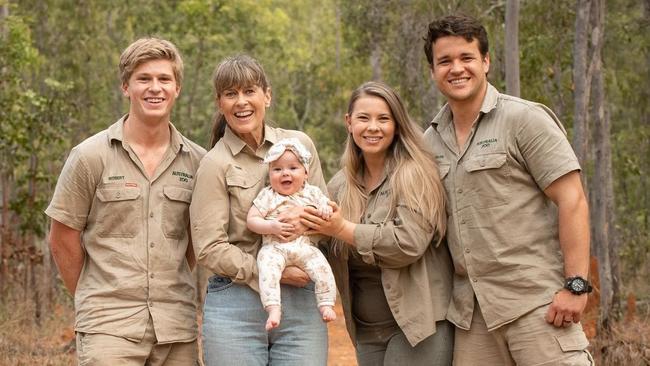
302,81,454,365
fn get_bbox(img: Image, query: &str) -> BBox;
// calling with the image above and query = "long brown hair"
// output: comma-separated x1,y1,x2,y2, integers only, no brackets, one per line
338,81,446,246
209,55,271,148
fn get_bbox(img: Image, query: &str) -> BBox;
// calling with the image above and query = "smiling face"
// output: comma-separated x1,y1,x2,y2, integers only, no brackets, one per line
346,95,396,163
430,36,490,107
217,84,271,148
268,150,308,196
122,59,180,124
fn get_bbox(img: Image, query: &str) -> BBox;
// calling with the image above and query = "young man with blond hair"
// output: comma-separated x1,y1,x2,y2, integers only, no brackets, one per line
423,14,593,365
46,37,205,365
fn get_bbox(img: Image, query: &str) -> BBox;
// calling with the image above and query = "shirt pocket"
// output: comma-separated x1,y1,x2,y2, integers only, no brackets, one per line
226,173,261,215
437,162,451,180
162,186,192,239
462,152,510,209
95,187,141,238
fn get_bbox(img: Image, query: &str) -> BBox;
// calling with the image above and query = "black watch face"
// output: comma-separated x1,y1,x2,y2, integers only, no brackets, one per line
571,279,586,292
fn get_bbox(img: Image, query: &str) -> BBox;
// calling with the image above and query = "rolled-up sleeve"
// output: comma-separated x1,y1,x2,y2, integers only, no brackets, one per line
516,105,581,190
302,135,328,245
45,146,97,230
355,205,434,269
190,154,259,290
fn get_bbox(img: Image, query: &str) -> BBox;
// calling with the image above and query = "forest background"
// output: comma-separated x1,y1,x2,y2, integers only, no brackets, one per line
1,0,649,365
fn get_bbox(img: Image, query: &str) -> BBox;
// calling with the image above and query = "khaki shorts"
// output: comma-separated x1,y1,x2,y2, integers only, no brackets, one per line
76,317,197,366
453,302,593,366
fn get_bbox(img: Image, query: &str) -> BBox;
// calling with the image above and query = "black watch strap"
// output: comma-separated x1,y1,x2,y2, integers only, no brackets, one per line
564,276,593,295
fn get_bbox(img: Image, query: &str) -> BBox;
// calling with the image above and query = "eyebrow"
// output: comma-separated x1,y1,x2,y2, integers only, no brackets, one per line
436,51,477,61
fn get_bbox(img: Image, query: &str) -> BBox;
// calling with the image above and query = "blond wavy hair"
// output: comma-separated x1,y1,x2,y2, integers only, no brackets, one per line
119,37,183,87
337,81,446,246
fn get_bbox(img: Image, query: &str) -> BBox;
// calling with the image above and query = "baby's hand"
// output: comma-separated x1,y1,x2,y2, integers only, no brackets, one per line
318,205,333,220
270,220,295,238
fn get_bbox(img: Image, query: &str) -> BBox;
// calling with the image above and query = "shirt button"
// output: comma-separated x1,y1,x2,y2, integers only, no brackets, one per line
150,212,154,218
480,160,486,167
367,214,371,218
465,248,470,253
149,301,154,307
460,219,466,224
150,273,154,279
457,188,463,193
472,278,478,283
150,242,155,248
116,192,121,198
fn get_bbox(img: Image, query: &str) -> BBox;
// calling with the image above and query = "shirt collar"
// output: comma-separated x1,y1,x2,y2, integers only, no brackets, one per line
223,123,277,156
358,166,391,194
430,83,499,132
107,114,189,153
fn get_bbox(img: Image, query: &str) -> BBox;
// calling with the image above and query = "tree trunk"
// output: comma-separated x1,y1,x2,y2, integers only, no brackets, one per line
0,0,8,302
572,0,592,166
0,173,8,300
183,37,205,129
368,1,384,81
589,0,617,329
505,0,520,97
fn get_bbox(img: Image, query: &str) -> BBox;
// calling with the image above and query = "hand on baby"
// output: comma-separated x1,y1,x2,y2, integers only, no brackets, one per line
318,205,333,220
270,220,295,241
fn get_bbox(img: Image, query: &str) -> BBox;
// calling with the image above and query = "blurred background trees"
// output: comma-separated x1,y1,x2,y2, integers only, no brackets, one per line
1,0,648,362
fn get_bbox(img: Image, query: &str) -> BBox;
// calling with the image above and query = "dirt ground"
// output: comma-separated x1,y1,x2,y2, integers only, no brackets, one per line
328,303,357,366
0,302,357,366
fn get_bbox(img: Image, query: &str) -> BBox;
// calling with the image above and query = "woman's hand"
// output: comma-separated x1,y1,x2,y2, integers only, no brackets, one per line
277,206,308,242
301,202,348,237
280,265,310,287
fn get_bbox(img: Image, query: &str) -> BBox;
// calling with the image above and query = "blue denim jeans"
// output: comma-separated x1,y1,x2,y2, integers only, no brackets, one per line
202,275,328,366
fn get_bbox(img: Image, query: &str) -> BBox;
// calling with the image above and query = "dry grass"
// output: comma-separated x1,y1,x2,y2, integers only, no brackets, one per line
589,315,650,365
0,295,356,366
0,299,75,366
2,293,647,366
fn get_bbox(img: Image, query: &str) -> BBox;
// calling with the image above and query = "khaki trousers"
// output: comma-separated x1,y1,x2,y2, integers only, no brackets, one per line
453,301,593,366
76,317,197,366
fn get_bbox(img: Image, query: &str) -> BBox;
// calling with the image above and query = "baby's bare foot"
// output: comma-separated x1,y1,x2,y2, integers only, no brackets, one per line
266,305,281,331
319,305,336,322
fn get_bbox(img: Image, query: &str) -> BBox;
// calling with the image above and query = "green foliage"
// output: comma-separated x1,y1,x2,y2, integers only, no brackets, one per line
2,0,648,295
0,11,73,237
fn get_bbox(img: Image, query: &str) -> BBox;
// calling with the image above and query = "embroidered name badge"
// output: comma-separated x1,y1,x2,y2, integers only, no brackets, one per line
476,138,497,149
378,189,392,197
108,175,125,181
172,170,194,183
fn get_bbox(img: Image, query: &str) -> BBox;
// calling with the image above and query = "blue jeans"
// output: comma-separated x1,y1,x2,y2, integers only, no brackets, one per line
202,275,328,366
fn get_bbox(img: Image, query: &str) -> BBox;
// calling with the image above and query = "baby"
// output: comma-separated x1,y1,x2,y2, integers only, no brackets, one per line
247,138,337,331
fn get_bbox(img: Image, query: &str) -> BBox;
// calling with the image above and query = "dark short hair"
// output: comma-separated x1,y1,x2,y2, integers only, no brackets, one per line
423,14,489,66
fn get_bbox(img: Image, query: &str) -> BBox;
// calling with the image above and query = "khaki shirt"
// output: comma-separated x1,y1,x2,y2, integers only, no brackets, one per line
45,116,206,343
423,84,581,331
190,125,326,291
324,170,453,347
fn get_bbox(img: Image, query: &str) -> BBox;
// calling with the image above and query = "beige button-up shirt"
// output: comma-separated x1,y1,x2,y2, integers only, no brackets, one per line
324,170,453,347
423,84,581,331
45,116,206,343
190,125,326,291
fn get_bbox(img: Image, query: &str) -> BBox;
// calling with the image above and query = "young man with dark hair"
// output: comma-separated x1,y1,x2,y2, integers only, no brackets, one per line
423,14,593,365
46,37,205,365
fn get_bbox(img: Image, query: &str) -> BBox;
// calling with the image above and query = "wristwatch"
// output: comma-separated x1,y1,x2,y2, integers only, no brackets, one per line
564,276,593,295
